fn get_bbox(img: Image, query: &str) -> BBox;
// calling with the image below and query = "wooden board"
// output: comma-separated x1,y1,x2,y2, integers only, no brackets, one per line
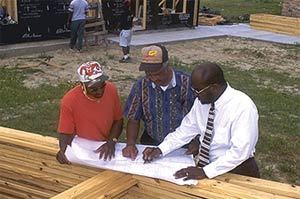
0,126,299,199
250,14,300,35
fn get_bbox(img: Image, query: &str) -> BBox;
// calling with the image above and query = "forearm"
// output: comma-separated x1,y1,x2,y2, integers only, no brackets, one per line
108,119,123,141
58,133,75,152
126,119,140,145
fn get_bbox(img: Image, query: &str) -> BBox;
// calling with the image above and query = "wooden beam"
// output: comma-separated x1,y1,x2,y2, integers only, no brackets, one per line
133,175,294,199
51,171,138,199
250,14,300,35
216,173,300,199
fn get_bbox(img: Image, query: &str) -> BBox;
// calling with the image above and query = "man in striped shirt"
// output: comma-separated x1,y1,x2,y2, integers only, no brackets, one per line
122,44,195,160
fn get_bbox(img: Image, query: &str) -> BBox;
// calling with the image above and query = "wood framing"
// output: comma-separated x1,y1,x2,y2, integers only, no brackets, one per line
0,126,299,199
250,14,300,35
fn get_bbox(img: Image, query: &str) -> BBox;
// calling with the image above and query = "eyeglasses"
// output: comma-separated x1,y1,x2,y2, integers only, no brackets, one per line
191,85,211,96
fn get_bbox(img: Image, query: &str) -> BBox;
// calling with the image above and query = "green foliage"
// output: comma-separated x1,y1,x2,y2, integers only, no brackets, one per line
0,67,74,137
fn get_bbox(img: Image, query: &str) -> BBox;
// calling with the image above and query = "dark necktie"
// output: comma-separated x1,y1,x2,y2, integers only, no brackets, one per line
196,103,215,167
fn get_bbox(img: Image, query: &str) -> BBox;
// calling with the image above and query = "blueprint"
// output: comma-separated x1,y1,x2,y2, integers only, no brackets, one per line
65,136,198,185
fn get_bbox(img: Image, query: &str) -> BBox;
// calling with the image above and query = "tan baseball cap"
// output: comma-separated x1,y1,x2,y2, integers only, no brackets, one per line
139,44,169,71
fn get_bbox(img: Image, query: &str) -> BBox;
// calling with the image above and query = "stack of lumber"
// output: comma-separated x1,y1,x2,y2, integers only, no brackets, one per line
250,14,300,35
0,126,299,199
198,13,224,26
0,127,103,199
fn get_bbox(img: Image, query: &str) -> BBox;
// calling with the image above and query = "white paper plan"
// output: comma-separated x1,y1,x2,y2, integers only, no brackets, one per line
65,136,198,185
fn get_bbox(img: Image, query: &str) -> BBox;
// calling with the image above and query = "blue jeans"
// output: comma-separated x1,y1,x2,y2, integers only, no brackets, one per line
70,19,85,50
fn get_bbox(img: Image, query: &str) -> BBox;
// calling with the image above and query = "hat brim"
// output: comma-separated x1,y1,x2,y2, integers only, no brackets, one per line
139,62,163,71
81,74,109,83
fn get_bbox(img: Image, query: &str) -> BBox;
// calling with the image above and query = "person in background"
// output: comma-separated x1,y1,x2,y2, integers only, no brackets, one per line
119,0,133,63
56,61,123,164
122,44,195,160
67,0,89,53
142,62,260,180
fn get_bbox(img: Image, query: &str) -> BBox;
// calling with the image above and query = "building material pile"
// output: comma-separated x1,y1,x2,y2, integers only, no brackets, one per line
250,14,300,35
0,126,299,199
198,13,224,26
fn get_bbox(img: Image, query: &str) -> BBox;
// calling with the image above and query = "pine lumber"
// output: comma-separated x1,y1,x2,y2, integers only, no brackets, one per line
51,171,138,199
133,175,293,199
133,175,235,199
250,14,300,35
215,173,300,199
137,182,203,199
0,178,54,199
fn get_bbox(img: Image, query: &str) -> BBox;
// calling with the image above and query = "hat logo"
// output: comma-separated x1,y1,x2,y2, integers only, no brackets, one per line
80,62,102,77
148,50,158,57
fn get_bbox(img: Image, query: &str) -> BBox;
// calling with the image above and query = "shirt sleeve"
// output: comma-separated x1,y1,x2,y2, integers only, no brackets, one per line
123,81,143,120
159,101,200,155
203,103,259,178
68,2,74,12
112,85,123,121
57,99,75,134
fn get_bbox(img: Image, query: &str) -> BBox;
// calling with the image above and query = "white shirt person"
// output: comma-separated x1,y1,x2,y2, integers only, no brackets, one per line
142,62,260,180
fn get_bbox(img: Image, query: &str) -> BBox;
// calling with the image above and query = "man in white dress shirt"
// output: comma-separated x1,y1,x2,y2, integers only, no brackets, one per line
143,62,260,180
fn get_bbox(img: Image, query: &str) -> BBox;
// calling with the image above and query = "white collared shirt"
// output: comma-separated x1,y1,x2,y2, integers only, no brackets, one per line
159,84,259,178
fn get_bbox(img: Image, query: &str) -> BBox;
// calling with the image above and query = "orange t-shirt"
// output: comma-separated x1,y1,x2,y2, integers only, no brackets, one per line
57,82,123,141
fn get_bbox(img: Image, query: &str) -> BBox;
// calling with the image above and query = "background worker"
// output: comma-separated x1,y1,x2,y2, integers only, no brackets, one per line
67,0,89,52
122,44,195,160
56,61,123,164
119,0,133,63
143,62,260,180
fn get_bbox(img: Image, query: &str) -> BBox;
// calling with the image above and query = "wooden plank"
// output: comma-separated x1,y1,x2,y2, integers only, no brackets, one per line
250,14,300,25
0,178,53,198
1,143,100,179
250,14,300,35
0,126,58,147
0,168,69,194
124,186,161,199
133,175,235,199
51,171,137,199
250,22,300,35
216,173,300,199
133,175,293,199
82,174,137,199
137,182,203,199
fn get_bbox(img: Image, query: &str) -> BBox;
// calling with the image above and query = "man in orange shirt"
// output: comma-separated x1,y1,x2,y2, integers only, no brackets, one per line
56,61,123,164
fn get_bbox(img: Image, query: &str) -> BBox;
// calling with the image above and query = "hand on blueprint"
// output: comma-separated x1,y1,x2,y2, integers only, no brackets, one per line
56,150,71,165
174,166,207,180
122,144,138,160
94,140,116,161
142,147,162,163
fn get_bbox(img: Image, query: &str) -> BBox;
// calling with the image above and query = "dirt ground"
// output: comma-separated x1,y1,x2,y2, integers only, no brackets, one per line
0,36,299,96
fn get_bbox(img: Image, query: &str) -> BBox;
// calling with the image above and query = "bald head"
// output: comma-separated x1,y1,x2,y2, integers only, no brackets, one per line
192,62,226,86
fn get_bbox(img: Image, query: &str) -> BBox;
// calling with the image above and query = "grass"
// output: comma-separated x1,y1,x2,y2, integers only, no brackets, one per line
200,0,282,22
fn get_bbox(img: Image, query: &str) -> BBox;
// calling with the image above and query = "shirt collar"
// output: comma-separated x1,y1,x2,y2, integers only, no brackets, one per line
151,69,176,89
214,82,231,109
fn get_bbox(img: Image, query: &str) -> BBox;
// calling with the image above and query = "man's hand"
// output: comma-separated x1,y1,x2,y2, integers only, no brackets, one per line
174,166,207,181
142,147,162,163
56,150,71,164
122,144,138,160
94,140,116,161
185,136,200,156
